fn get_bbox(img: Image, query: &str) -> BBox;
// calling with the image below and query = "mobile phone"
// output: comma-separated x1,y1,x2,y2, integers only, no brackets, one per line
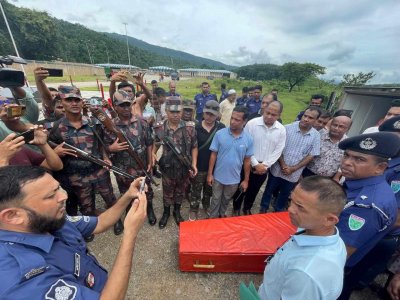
7,105,26,118
14,128,35,143
43,68,64,77
139,179,146,193
89,97,103,107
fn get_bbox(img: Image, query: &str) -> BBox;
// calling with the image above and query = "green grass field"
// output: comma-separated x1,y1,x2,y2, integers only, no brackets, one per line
76,77,338,123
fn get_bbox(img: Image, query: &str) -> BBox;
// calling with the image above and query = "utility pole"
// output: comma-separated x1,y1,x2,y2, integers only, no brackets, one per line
123,22,131,69
83,40,94,65
105,48,110,64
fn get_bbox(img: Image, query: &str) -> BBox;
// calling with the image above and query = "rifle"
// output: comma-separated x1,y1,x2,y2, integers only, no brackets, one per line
90,107,158,186
48,141,137,181
163,135,195,173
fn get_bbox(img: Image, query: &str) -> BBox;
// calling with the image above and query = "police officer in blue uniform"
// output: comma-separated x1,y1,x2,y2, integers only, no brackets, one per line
0,166,147,300
336,132,400,299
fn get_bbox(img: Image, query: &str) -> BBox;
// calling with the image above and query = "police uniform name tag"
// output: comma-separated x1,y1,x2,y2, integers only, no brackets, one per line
45,279,77,300
348,214,366,231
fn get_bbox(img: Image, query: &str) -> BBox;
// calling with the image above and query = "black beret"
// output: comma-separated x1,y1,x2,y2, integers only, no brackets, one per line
379,116,400,132
338,132,400,158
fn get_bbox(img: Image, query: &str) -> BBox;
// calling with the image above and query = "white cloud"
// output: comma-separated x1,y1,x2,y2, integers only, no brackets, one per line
8,0,400,83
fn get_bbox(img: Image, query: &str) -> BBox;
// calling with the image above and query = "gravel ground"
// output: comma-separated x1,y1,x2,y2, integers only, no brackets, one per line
88,175,385,300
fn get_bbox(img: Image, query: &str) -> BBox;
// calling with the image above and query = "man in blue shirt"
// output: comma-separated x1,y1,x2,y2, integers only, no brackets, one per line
166,81,181,97
235,86,249,107
0,166,147,300
258,176,347,300
245,85,262,115
336,132,400,299
194,82,217,123
207,106,253,218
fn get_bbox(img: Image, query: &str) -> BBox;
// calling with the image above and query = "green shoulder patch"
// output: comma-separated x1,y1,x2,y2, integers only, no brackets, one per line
348,214,365,231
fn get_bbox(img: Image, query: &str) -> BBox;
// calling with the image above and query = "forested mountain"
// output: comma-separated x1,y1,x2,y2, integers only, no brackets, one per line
106,32,231,69
0,1,231,69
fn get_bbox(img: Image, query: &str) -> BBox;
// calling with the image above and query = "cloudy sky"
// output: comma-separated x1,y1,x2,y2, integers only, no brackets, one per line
9,0,400,83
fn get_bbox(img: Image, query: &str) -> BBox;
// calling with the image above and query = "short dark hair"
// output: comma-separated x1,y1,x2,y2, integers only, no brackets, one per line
221,83,226,89
232,105,249,120
0,166,47,209
319,110,331,119
333,109,353,118
254,85,263,91
267,100,283,114
118,82,135,94
151,80,157,84
49,87,58,92
305,106,322,118
242,87,249,93
248,87,254,92
391,99,400,107
154,87,166,97
311,94,324,102
298,175,346,216
201,82,209,86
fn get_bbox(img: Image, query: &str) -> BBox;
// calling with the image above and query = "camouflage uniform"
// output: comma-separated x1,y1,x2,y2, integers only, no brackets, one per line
105,115,154,200
49,115,116,215
154,120,197,206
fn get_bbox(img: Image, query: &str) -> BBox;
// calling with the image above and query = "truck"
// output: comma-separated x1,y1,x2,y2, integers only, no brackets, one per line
338,86,400,136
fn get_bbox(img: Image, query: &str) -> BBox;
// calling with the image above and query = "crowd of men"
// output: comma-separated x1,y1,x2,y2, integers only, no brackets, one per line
1,69,400,299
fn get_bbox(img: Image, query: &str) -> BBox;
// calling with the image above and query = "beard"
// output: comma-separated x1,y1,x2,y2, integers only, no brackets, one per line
22,206,66,234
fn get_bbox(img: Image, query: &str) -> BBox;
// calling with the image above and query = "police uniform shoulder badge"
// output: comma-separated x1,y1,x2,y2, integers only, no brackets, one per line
391,180,400,194
348,214,366,231
359,138,377,150
45,279,77,300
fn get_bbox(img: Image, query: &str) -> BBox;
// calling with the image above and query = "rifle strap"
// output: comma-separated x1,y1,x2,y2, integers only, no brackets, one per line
88,116,109,155
198,123,219,151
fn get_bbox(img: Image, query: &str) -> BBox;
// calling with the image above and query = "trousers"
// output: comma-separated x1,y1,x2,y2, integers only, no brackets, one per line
260,172,296,212
209,179,238,218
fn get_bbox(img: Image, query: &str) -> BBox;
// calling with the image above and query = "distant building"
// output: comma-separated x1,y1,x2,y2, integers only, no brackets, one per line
149,66,175,75
178,68,236,79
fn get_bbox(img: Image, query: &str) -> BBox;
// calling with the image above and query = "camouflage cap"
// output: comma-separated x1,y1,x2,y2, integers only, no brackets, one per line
58,85,82,99
182,99,194,111
113,90,132,106
166,96,182,112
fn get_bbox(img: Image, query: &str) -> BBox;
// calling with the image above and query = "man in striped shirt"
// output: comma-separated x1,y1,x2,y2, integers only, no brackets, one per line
260,106,321,212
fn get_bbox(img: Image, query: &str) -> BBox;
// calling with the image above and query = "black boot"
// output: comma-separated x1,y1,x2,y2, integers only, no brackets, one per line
147,201,157,226
159,205,170,229
113,219,124,235
173,203,184,225
153,165,162,178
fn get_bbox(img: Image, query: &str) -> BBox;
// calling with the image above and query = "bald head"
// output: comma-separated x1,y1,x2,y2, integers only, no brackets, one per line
329,116,352,140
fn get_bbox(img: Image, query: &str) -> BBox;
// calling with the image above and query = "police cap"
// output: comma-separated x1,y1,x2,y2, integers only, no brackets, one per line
338,132,400,158
378,116,400,133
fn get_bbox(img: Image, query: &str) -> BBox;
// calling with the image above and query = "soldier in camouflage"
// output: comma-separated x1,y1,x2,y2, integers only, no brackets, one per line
49,86,123,235
154,97,198,229
105,90,156,225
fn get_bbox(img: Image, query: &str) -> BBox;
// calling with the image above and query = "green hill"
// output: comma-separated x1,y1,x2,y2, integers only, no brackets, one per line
0,1,231,69
106,32,233,70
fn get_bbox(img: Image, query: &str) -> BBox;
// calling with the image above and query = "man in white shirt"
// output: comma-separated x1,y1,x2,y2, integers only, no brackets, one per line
363,99,400,133
219,89,237,126
233,101,286,215
258,175,347,300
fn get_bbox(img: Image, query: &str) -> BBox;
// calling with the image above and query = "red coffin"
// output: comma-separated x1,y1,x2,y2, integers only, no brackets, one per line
179,212,296,273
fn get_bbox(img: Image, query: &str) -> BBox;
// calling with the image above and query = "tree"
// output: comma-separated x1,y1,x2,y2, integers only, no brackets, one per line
341,71,375,86
281,62,325,92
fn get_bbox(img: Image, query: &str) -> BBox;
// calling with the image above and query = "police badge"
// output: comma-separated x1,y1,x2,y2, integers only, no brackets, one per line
359,137,377,150
394,120,400,130
45,279,77,300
